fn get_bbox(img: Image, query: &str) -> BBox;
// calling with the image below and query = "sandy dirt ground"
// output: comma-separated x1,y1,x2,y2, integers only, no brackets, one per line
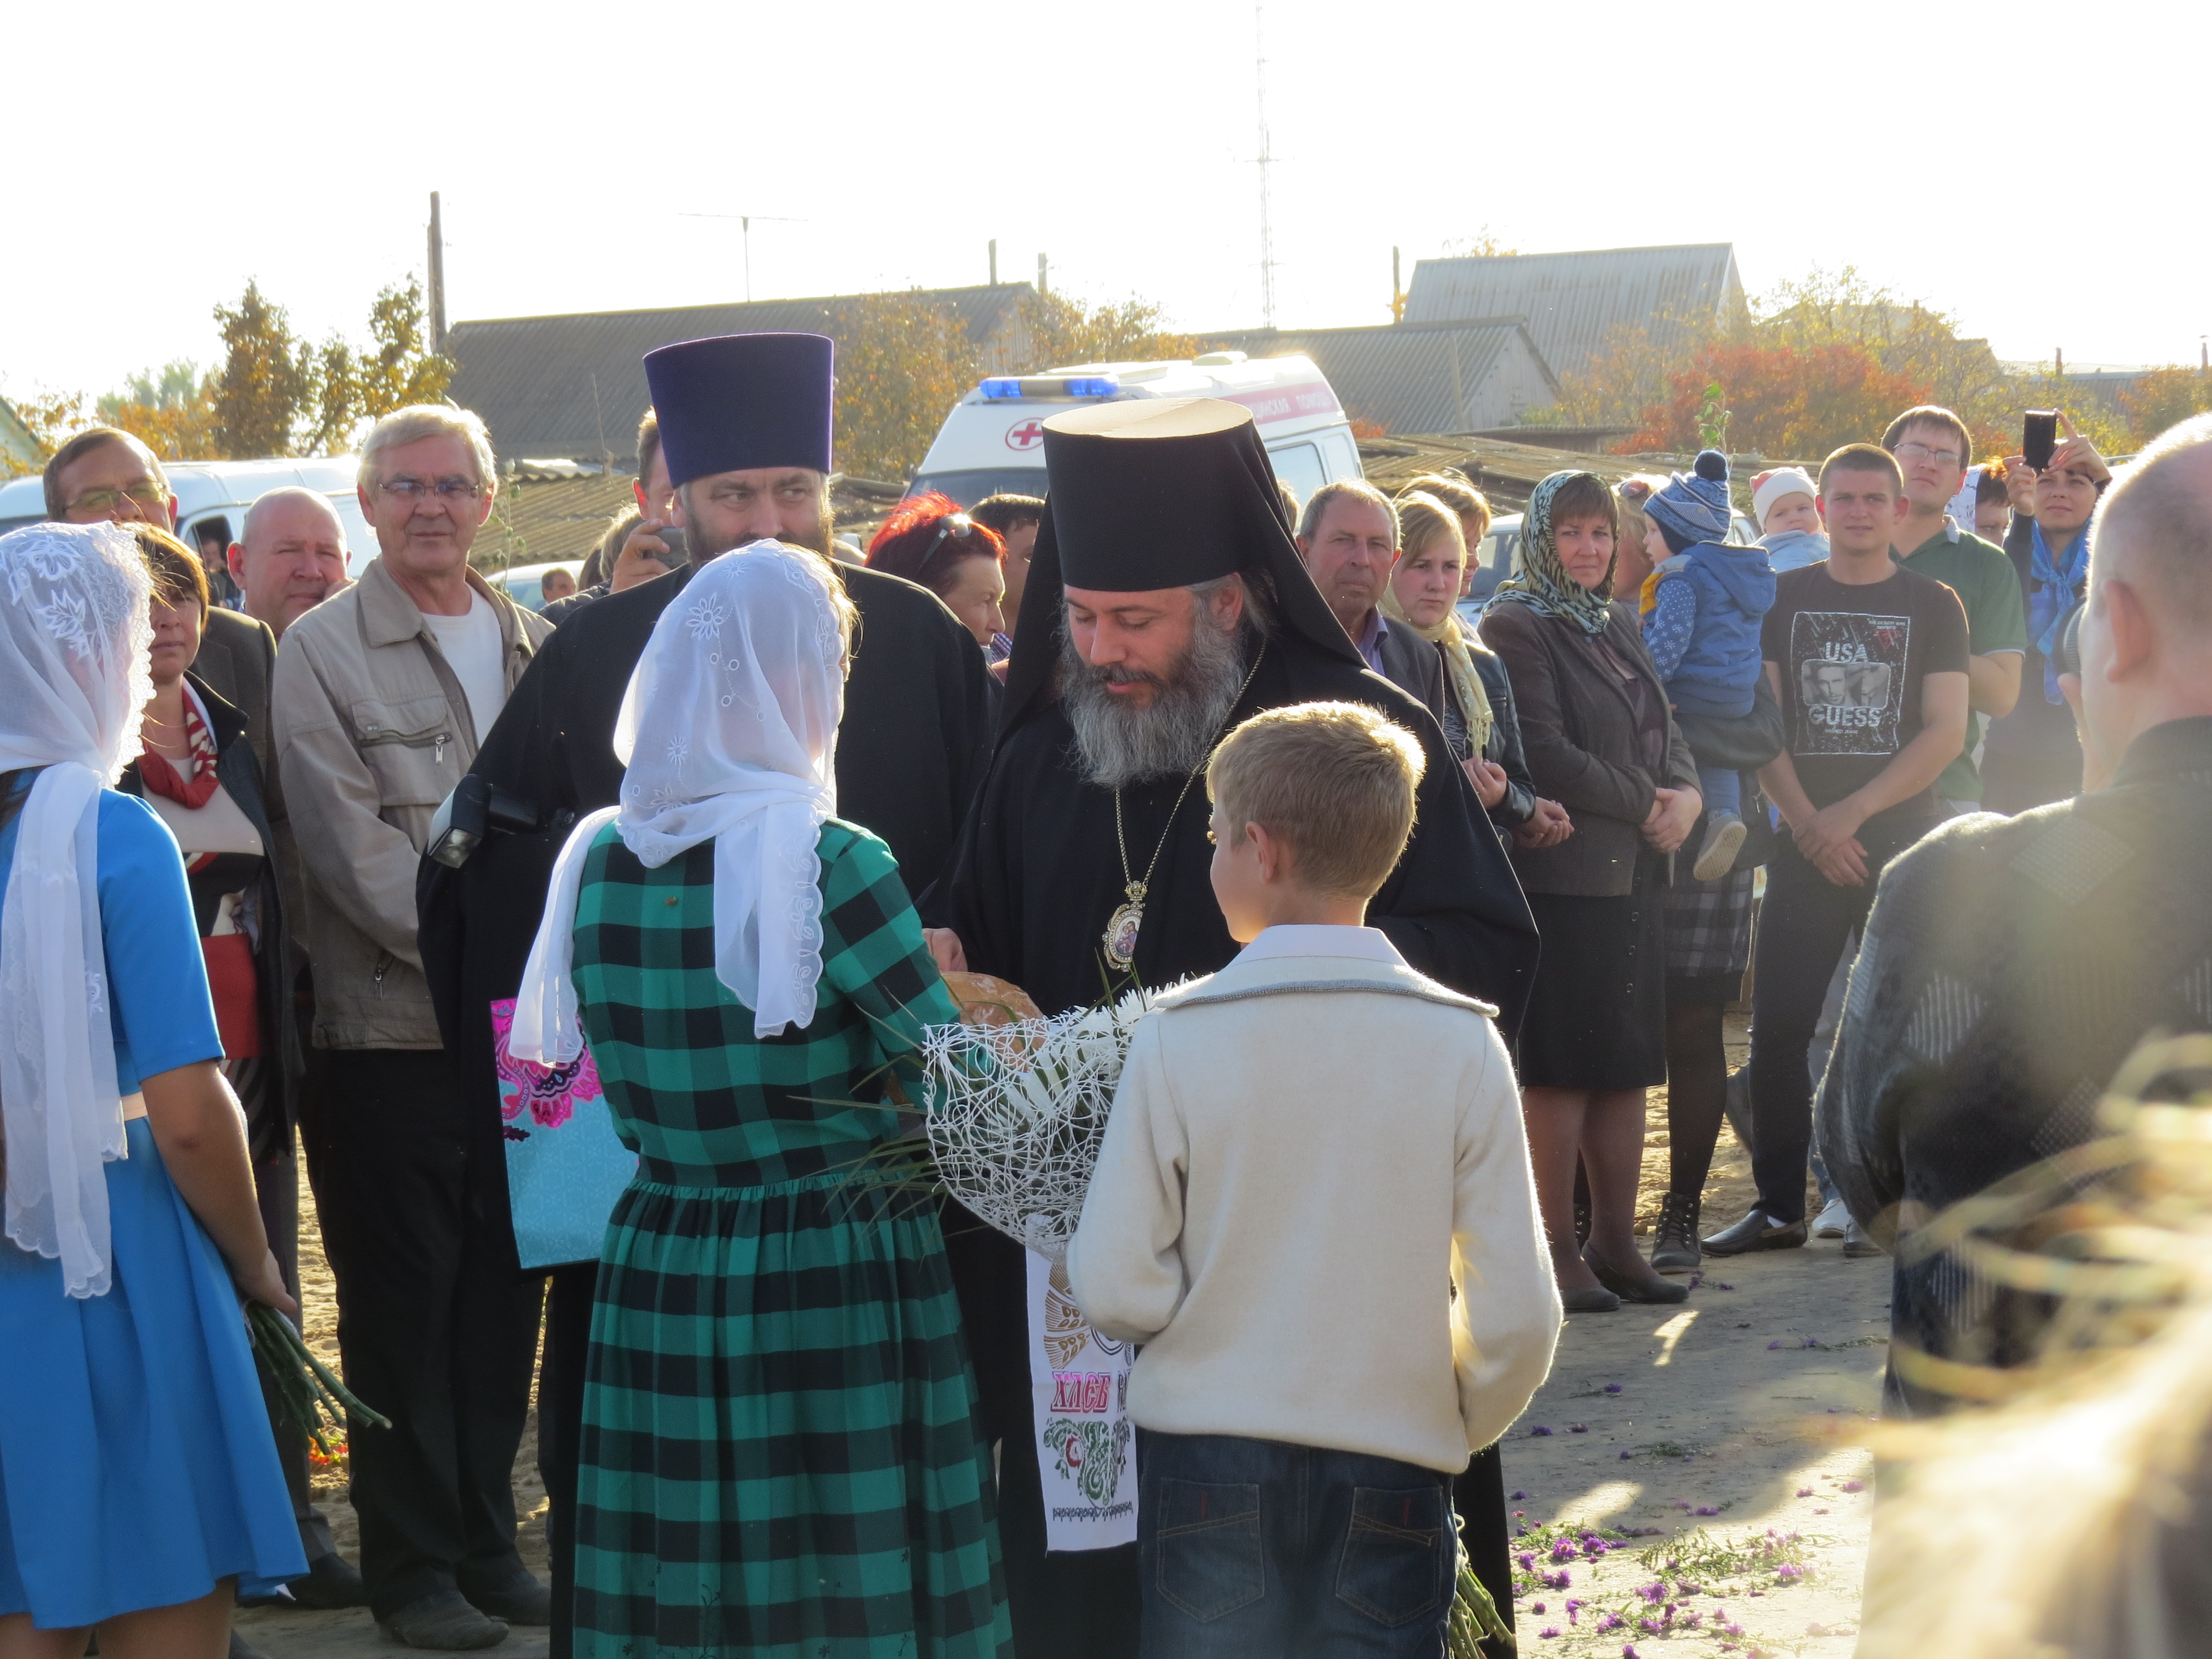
240,1015,1885,1658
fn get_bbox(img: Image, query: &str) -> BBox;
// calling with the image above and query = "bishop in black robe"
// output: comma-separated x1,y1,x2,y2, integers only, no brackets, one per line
928,397,1539,1658
416,332,993,1658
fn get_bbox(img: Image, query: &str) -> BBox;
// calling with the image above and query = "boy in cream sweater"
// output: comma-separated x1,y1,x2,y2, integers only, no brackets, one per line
1068,701,1561,1659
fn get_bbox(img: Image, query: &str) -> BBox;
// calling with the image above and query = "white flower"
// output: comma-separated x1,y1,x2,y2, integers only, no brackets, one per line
685,596,727,640
664,734,689,765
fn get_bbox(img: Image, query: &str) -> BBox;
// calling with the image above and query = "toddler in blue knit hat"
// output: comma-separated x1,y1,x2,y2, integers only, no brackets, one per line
1637,451,1775,879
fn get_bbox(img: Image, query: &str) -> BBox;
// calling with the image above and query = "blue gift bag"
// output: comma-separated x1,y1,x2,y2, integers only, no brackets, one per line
490,997,638,1269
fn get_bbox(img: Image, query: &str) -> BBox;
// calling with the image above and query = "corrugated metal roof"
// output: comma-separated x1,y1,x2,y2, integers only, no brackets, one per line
1404,244,1743,377
1202,321,1559,434
446,285,1035,467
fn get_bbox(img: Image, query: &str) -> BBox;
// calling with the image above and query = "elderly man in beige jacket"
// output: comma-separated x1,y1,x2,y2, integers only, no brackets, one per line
272,405,554,1652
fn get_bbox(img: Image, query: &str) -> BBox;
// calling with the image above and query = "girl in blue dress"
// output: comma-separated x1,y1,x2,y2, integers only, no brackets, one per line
0,522,304,1657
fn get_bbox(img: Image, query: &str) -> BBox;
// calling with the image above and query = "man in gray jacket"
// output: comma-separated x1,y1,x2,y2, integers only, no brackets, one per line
273,405,554,1651
1295,479,1449,719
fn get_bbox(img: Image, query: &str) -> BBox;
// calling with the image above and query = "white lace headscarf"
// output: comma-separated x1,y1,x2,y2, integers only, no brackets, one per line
0,521,156,1299
512,542,848,1060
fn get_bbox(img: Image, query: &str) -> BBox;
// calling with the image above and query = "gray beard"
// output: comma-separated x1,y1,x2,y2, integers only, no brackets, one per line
1062,615,1248,790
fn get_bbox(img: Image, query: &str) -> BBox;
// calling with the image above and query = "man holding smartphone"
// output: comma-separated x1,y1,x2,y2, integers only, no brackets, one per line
544,411,685,622
1981,411,2111,811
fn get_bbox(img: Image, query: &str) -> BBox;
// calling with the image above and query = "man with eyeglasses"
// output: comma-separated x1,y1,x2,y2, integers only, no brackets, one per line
1880,405,2028,816
44,426,280,778
272,405,557,1650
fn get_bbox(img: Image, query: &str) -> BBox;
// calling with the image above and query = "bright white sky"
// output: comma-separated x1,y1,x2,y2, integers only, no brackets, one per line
4,0,2204,404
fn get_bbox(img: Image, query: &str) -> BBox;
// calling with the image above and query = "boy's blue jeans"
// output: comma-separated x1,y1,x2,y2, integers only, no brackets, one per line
1139,1430,1457,1659
1697,763,1740,819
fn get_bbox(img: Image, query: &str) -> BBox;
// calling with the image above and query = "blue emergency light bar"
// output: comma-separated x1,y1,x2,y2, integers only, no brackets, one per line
978,374,1121,400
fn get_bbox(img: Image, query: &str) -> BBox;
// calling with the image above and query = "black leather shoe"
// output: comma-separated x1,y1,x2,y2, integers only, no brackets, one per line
1585,1246,1691,1303
1650,1191,1702,1273
288,1550,368,1610
1702,1207,1808,1256
377,1590,510,1650
462,1571,552,1627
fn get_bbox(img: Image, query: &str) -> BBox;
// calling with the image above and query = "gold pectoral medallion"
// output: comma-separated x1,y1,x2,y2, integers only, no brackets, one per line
1103,883,1146,971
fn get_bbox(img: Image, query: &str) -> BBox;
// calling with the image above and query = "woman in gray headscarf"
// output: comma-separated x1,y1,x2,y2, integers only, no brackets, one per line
1480,472,1702,1312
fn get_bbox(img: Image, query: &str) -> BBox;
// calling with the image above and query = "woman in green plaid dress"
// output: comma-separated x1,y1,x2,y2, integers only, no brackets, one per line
512,545,1009,1658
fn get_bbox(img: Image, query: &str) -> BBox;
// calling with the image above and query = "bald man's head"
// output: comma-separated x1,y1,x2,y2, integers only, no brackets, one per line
231,487,349,637
2092,414,2212,627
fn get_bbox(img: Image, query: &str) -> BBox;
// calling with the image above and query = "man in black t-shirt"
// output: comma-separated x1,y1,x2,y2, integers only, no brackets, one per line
1705,444,1969,1255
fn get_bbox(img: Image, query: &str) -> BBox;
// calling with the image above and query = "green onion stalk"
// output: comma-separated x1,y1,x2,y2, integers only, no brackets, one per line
1449,1526,1514,1655
245,1303,391,1457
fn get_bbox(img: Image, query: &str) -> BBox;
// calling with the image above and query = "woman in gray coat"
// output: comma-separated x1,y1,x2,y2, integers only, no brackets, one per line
1480,471,1700,1312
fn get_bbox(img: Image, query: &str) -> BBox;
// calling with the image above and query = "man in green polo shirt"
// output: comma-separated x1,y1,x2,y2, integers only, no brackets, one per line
1881,404,2028,811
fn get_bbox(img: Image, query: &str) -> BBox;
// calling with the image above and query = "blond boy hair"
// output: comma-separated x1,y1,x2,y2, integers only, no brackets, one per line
1206,701,1425,899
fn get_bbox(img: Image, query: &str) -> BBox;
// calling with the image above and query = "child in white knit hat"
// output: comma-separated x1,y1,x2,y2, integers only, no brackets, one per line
1752,467,1829,573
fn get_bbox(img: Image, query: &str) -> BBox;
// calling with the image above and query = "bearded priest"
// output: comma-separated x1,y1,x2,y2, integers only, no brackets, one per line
927,396,1540,1657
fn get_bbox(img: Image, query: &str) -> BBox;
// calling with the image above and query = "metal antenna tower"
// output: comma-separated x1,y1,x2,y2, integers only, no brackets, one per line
679,212,808,301
1254,3,1276,328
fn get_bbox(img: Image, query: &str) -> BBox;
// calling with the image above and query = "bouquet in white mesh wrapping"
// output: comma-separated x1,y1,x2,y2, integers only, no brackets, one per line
919,983,1165,1263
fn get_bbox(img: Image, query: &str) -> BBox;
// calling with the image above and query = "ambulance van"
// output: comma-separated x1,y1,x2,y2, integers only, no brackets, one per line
908,351,1364,508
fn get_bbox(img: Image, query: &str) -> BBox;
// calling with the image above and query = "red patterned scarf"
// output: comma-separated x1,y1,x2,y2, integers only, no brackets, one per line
138,690,220,808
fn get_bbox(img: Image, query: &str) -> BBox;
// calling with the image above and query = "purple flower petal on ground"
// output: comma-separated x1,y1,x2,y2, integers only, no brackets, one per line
1539,1629,1559,1640
1814,1507,1829,1514
1714,1281,1735,1290
1695,1506,1720,1516
1571,1423,1589,1433
1605,1381,1624,1392
1623,1647,1641,1659
1516,1553,1536,1571
1796,1487,1813,1497
1511,1490,1526,1500
1620,1449,1633,1459
1530,1424,1553,1436
1841,1479,1866,1492
1767,1339,1783,1349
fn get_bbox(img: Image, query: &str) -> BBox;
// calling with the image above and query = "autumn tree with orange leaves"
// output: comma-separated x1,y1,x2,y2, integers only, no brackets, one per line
1620,342,1931,458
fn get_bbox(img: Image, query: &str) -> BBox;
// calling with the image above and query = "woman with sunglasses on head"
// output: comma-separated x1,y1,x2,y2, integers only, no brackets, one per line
865,493,1010,666
0,522,304,1658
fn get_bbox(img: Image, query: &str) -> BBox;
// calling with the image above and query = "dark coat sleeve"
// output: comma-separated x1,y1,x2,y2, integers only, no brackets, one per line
1475,649,1537,829
1815,831,1961,1243
1340,666,1538,1029
1478,603,1661,825
1378,625,1448,726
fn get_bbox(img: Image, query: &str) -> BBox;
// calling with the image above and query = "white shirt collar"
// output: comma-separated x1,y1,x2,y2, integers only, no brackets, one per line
1233,924,1406,966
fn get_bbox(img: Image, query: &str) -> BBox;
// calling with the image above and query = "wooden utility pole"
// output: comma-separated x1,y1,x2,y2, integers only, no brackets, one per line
1037,253,1049,296
989,239,998,285
427,191,447,356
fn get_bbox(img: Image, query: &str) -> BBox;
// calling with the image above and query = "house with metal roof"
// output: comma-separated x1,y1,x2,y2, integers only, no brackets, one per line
1201,319,1559,436
1404,244,1745,378
445,284,1037,468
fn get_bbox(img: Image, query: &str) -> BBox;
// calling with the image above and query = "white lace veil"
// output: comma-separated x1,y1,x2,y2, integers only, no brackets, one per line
0,521,156,1298
512,542,847,1060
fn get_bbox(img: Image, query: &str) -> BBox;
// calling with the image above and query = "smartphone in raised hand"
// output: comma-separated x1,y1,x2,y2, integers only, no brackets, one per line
2022,410,2058,473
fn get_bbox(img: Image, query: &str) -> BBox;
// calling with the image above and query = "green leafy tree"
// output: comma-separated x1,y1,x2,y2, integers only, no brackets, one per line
834,293,983,482
212,282,315,457
1015,291,1198,371
2117,367,2212,447
98,359,222,460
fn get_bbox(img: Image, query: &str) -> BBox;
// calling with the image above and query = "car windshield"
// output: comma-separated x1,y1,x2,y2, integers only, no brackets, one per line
908,467,1050,508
